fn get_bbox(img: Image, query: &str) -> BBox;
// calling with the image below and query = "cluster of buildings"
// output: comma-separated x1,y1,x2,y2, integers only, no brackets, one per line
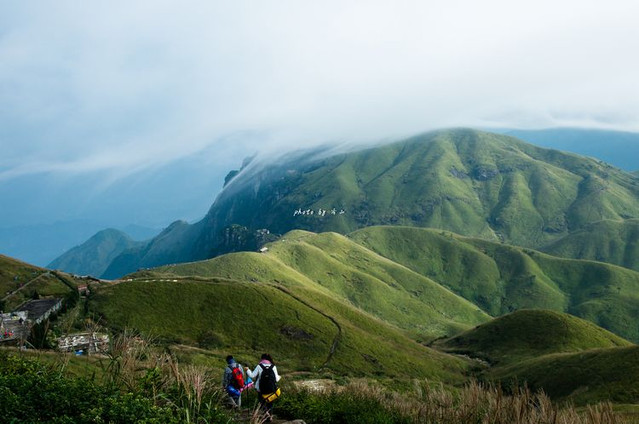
0,298,64,344
1,297,109,355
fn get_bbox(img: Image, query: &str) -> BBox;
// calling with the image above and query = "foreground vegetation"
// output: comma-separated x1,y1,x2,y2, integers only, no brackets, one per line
0,346,629,424
0,347,231,423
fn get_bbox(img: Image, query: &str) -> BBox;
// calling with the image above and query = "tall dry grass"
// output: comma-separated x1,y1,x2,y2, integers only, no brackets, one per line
408,380,621,424
103,331,229,423
104,329,155,390
280,380,624,424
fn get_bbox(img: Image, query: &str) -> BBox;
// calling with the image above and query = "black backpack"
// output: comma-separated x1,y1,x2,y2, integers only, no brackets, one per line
259,363,278,394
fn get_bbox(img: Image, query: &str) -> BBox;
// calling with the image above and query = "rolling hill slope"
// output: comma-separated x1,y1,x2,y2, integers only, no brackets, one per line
541,219,639,272
145,230,491,341
428,308,639,405
109,226,639,345
89,277,472,381
434,309,631,365
96,129,639,277
348,226,639,342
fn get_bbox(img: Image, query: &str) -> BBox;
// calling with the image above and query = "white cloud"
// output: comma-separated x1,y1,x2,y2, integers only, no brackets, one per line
1,0,639,182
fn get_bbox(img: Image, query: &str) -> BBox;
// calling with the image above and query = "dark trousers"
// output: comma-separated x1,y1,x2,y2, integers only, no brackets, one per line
258,392,273,419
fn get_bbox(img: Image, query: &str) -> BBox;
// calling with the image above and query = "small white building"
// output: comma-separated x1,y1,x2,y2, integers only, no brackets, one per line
58,332,110,354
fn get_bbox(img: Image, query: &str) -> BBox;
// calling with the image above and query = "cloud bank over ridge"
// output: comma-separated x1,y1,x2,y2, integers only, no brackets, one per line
2,0,639,182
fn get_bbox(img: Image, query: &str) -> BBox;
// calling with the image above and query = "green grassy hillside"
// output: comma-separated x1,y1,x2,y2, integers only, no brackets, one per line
48,228,144,278
487,346,639,405
429,309,639,406
97,129,639,278
0,255,78,310
151,231,490,341
201,129,639,248
541,219,639,272
434,309,631,365
89,278,471,381
349,226,639,342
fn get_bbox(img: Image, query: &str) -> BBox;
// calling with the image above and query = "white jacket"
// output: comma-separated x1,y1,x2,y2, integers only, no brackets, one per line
246,360,281,393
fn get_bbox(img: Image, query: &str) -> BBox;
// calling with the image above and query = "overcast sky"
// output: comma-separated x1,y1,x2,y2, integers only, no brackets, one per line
1,0,639,225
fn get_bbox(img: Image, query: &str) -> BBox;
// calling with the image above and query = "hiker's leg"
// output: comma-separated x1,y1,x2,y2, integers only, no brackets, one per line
225,394,236,408
265,401,273,422
258,394,270,416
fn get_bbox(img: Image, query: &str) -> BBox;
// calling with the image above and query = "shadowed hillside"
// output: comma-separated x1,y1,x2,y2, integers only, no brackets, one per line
94,129,639,278
487,346,639,405
427,309,639,406
48,229,144,277
101,220,203,280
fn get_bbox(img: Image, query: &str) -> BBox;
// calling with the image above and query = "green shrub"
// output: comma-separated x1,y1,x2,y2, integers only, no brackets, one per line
0,352,232,424
0,353,176,423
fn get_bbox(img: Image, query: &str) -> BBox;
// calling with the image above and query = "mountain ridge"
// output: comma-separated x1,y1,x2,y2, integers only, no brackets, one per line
52,129,639,278
505,127,639,171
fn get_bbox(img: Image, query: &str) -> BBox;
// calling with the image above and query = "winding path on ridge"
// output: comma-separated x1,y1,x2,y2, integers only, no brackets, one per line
270,284,342,369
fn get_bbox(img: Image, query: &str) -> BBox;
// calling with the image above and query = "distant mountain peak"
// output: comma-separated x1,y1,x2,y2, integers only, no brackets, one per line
48,228,144,277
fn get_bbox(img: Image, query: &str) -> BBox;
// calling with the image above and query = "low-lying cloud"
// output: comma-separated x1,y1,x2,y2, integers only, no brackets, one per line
2,0,639,183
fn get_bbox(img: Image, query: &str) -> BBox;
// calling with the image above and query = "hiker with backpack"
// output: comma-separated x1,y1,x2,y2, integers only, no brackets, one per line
222,355,246,408
245,353,281,421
